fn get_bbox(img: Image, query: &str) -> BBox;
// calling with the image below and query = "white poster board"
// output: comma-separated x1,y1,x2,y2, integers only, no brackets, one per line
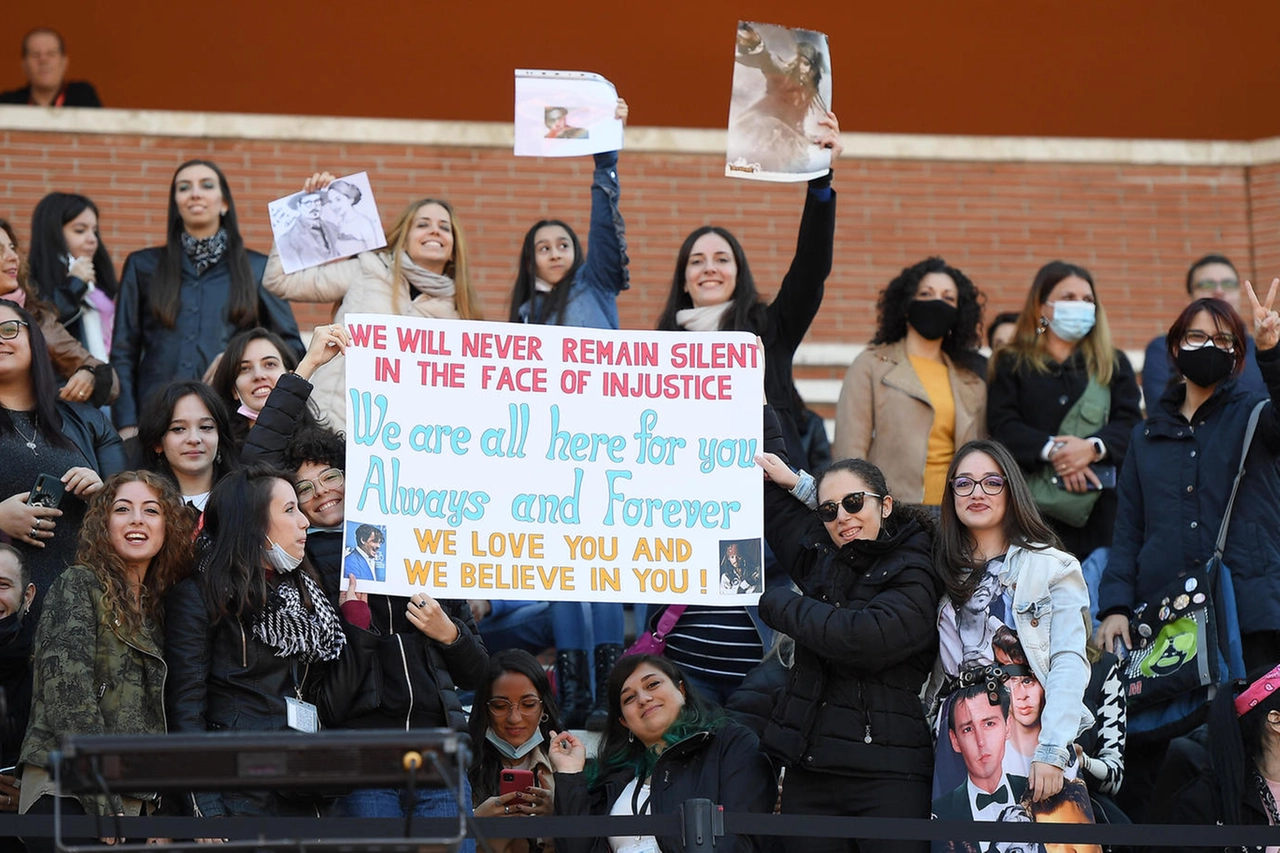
340,315,764,605
514,70,624,158
725,21,833,183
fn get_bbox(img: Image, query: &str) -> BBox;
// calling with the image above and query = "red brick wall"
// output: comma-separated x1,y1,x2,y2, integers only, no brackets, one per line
0,126,1268,354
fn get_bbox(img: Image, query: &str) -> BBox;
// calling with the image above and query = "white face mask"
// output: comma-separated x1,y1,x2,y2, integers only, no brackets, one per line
485,726,545,761
263,539,303,573
1047,300,1096,343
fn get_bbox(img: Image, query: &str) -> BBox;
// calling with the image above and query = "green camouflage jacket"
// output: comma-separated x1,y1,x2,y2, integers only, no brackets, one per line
19,564,167,816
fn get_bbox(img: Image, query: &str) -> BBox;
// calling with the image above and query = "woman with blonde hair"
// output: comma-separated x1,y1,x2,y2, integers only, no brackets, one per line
264,182,483,430
986,260,1142,559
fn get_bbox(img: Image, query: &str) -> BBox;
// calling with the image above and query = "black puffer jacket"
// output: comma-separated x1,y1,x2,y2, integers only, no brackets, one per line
554,722,776,853
760,462,941,779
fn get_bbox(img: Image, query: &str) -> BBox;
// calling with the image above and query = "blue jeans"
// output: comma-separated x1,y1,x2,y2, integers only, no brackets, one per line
333,775,475,853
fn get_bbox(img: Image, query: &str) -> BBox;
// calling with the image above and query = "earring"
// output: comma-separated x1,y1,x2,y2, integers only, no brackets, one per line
540,712,549,723
1036,316,1049,335
628,731,634,744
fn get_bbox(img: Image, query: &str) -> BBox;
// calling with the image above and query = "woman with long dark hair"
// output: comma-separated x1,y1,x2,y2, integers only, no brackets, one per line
27,191,118,359
111,159,304,436
0,219,117,406
0,299,122,604
508,99,628,328
469,649,563,853
209,326,321,448
549,654,774,853
137,380,238,512
164,464,357,817
834,256,987,509
986,261,1142,559
927,439,1093,837
17,471,193,846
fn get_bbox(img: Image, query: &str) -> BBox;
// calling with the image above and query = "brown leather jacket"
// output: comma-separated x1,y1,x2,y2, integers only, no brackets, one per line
40,313,119,405
833,339,986,503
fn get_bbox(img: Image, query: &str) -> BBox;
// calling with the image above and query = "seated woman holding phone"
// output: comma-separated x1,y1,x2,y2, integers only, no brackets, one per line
0,298,123,614
469,649,564,853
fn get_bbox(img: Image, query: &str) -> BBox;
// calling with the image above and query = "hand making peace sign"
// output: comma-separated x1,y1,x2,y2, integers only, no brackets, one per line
1246,277,1280,351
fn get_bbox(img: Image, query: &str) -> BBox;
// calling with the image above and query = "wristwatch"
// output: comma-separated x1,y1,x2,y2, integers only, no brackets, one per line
1088,437,1106,461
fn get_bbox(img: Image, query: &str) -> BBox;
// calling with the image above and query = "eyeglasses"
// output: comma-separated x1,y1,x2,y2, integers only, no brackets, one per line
0,319,30,340
950,475,1007,497
1181,330,1238,353
486,697,543,716
816,491,884,522
295,468,344,502
1192,278,1240,293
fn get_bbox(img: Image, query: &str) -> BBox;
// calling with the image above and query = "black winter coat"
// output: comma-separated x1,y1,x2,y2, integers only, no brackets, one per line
1100,345,1280,633
760,468,941,780
554,723,776,853
110,246,304,428
987,347,1142,558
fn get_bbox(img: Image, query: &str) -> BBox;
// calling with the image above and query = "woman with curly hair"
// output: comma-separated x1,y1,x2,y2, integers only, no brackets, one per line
834,257,987,510
17,470,194,842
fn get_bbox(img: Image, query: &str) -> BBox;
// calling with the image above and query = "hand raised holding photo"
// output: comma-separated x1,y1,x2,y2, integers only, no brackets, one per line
1246,278,1280,351
301,172,337,194
814,111,842,158
615,98,629,125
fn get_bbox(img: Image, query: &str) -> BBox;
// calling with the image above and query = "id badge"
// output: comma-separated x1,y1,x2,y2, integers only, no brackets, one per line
286,696,319,733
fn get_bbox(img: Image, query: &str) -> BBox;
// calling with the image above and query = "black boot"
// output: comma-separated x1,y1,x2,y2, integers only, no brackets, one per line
555,648,592,729
585,643,626,732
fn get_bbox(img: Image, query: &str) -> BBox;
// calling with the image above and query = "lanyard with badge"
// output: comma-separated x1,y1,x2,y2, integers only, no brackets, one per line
285,662,319,733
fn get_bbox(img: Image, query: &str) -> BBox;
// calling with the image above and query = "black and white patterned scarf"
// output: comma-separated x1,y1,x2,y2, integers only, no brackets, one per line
252,571,346,663
181,228,229,275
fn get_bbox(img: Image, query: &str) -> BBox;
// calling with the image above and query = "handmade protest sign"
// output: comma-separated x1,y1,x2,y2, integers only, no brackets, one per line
725,21,833,182
341,315,763,605
514,70,624,158
269,171,387,274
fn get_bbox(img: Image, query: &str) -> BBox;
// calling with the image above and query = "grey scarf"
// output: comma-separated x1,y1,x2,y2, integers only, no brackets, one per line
400,252,456,300
675,302,733,331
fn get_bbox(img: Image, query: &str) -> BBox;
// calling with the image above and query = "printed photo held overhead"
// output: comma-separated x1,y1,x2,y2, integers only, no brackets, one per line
268,170,387,274
514,70,624,158
726,21,833,182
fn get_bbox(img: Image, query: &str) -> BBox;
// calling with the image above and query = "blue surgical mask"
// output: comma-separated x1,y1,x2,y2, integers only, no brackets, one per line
1047,301,1096,342
485,726,545,761
263,539,304,573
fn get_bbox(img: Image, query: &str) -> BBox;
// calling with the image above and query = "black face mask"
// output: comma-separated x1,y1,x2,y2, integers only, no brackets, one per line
0,610,23,647
907,299,959,341
1175,345,1236,388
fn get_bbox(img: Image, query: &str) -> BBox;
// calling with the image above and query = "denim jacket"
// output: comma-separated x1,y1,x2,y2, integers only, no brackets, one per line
925,543,1093,770
517,150,628,329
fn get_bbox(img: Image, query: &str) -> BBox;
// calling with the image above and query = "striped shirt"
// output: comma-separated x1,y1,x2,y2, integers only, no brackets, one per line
661,605,764,679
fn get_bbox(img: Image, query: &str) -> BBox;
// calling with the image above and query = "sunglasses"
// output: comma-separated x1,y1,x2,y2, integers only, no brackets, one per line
951,475,1006,497
816,491,884,522
0,319,30,341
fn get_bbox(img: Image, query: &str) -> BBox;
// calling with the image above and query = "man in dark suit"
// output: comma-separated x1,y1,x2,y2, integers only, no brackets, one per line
933,682,1032,845
0,28,101,107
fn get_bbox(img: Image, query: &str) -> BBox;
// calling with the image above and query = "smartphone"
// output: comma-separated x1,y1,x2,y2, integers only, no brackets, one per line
1054,464,1116,492
27,474,64,509
499,768,535,796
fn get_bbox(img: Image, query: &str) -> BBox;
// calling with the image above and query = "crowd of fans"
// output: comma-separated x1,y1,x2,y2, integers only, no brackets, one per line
4,23,1280,853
